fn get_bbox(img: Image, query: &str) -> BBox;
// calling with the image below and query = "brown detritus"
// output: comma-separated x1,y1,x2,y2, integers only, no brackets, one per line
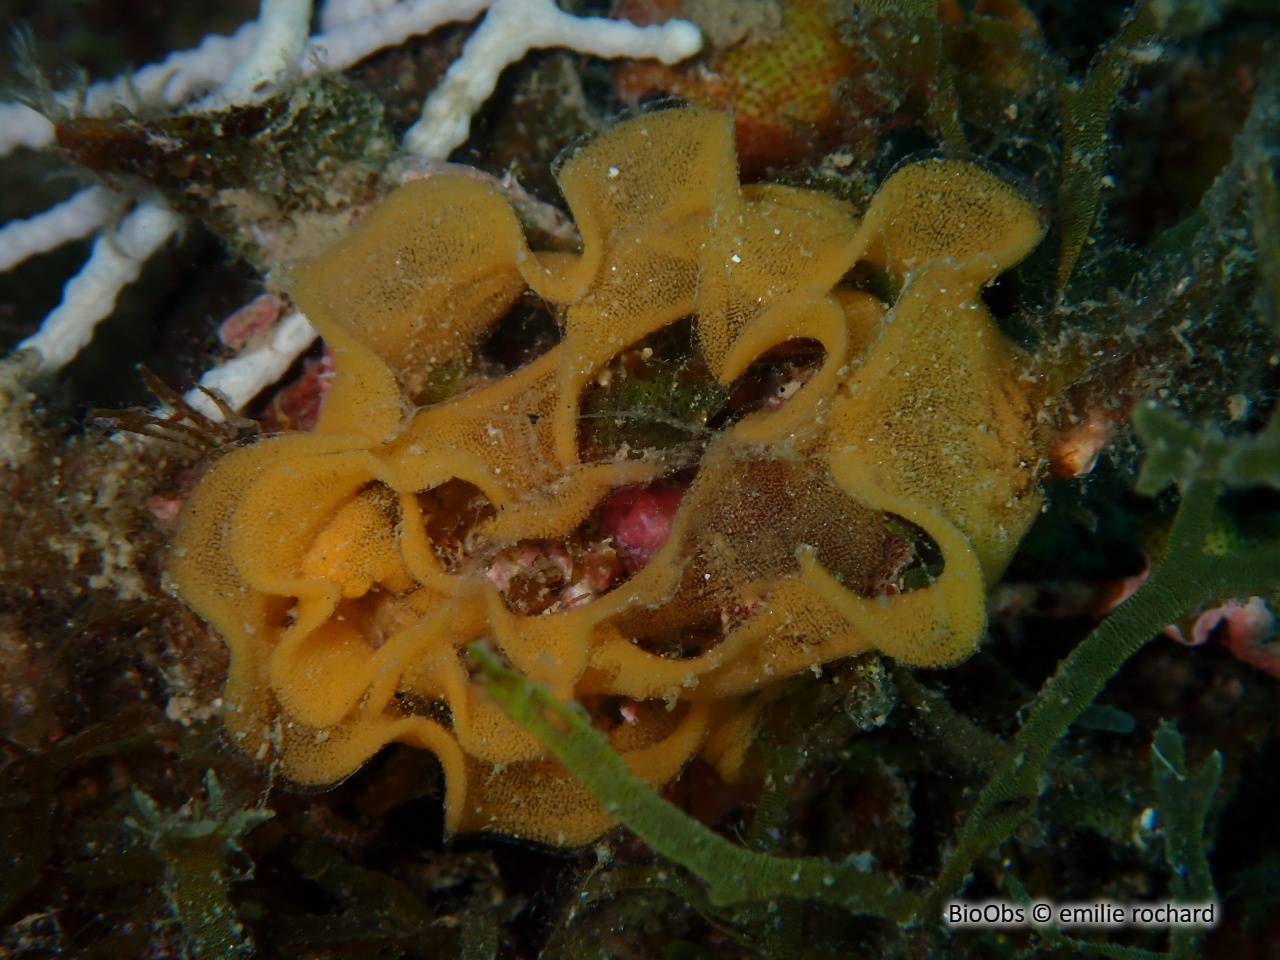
91,366,259,456
478,52,604,202
257,347,336,433
54,77,396,269
0,357,230,758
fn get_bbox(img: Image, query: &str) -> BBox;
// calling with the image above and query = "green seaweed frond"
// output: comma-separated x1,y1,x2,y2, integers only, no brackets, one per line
1151,722,1222,959
933,409,1280,902
1003,723,1222,960
1057,2,1162,293
468,642,920,921
1005,872,1169,960
859,0,968,152
127,770,273,849
1133,400,1280,495
127,771,273,959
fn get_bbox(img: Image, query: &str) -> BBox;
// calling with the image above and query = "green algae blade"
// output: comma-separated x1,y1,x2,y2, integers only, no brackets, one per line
1058,3,1160,293
469,642,919,920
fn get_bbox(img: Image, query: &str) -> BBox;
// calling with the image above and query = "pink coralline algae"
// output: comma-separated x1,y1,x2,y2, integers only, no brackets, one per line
597,483,689,573
1165,597,1280,678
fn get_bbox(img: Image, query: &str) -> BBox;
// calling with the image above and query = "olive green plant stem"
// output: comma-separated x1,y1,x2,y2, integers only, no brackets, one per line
1249,151,1280,332
744,682,827,854
931,477,1280,904
1152,722,1221,960
1057,1,1160,294
744,741,804,852
461,909,499,960
767,899,803,960
862,0,967,152
470,643,922,920
1152,727,1220,903
890,666,1011,775
579,865,769,954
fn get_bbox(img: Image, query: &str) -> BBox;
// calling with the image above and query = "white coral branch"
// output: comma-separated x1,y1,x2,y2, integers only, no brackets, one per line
17,200,182,375
185,310,319,418
402,0,702,159
0,0,498,154
218,0,316,105
303,0,490,74
0,187,115,272
0,0,701,398
0,102,56,157
320,0,400,31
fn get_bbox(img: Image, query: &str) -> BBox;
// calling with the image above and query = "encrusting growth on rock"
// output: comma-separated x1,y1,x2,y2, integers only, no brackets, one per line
168,105,1048,845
